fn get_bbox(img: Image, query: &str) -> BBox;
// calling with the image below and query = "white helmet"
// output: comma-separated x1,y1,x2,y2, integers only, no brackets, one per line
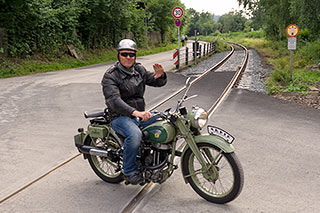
117,39,137,52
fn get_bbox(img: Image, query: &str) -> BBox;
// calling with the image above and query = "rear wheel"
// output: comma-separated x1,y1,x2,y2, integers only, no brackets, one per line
182,142,244,203
87,137,124,183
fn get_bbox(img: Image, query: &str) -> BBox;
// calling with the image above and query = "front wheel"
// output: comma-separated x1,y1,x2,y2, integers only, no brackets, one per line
87,137,124,183
182,142,244,203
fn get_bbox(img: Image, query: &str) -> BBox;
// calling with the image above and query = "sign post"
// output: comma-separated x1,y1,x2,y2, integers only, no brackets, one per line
286,24,299,80
172,7,183,69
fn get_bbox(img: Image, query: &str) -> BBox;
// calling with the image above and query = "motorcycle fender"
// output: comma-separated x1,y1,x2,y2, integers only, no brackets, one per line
74,132,91,159
180,134,235,183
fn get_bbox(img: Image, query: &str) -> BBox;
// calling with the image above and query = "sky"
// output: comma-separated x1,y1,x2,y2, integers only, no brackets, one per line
180,0,243,16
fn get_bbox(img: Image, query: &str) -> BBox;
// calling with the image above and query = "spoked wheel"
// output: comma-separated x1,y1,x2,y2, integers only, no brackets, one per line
87,137,124,183
182,142,244,203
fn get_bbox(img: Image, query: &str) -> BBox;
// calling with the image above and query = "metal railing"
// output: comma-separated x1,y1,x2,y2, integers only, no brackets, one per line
174,41,216,69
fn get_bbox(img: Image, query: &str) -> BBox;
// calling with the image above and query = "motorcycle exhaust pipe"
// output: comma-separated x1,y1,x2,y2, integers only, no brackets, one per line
78,145,110,158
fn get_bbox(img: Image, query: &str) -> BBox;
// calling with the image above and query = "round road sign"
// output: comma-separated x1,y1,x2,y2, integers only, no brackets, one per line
172,7,183,19
286,24,299,37
175,19,181,27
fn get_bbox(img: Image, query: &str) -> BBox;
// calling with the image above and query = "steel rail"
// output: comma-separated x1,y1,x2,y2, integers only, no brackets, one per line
149,45,235,111
0,154,81,205
208,42,249,117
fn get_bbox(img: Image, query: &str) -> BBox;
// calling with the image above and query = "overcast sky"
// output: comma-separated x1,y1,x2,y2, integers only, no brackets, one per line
180,0,243,16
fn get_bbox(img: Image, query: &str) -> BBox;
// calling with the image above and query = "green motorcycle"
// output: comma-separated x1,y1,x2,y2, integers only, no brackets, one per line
74,78,244,204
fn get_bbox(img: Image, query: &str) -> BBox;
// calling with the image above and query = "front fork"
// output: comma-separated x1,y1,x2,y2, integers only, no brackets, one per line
175,118,219,181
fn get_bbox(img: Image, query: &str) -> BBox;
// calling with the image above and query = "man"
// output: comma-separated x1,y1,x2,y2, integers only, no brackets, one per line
101,39,167,185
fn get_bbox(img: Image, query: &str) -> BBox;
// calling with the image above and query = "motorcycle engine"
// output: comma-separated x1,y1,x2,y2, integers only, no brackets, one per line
141,145,171,183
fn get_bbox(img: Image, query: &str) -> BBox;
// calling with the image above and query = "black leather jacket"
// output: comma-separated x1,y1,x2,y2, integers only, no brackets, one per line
101,62,167,119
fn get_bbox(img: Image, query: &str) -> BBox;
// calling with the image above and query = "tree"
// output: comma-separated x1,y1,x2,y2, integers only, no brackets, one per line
290,0,320,40
185,9,218,36
238,0,320,40
78,0,139,48
218,11,247,33
198,12,217,35
0,0,186,57
185,8,200,36
147,0,178,43
0,0,82,56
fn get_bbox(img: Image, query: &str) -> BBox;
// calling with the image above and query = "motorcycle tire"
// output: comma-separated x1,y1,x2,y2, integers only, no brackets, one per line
87,137,124,183
182,142,244,204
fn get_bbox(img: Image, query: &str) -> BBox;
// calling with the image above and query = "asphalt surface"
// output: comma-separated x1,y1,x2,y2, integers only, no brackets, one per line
135,89,320,213
0,49,186,203
1,44,320,212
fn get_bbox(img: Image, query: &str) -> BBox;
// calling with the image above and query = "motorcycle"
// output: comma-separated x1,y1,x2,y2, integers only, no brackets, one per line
74,78,244,204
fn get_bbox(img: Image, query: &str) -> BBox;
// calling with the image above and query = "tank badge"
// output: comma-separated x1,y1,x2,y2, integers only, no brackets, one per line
154,130,161,138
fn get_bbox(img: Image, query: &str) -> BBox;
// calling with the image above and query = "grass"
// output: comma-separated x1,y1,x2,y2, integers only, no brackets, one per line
0,43,178,78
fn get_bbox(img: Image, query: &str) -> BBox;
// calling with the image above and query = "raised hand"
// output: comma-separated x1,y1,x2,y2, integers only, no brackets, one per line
153,64,164,79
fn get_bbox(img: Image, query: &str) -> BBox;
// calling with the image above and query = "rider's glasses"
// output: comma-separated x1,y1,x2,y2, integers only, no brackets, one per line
120,52,136,58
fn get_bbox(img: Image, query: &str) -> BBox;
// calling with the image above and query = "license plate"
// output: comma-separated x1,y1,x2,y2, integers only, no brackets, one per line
207,125,235,144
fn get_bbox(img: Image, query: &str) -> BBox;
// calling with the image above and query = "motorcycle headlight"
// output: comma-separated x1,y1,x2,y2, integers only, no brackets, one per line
194,107,208,129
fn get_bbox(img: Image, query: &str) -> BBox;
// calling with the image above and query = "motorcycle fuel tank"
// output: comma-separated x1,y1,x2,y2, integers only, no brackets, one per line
143,120,175,143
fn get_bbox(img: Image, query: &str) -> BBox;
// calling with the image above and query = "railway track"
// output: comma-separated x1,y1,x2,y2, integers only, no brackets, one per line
0,42,248,209
122,42,248,212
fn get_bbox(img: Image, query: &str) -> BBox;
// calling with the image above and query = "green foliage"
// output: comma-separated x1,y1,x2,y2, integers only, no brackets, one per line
218,11,247,33
216,31,320,94
298,29,311,41
0,0,183,58
245,30,265,38
238,0,320,41
298,39,320,65
184,8,219,36
146,0,178,43
266,68,319,94
0,0,83,57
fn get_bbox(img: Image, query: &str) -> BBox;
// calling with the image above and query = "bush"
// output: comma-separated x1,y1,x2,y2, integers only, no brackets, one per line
298,29,311,42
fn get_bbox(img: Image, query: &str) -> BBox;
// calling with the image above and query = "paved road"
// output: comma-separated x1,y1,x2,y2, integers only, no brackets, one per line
135,89,320,213
1,44,319,212
0,44,191,202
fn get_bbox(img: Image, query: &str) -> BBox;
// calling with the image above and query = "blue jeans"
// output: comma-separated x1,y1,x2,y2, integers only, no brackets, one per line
111,115,158,176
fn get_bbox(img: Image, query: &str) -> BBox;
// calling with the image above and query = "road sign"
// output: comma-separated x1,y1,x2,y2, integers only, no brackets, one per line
175,19,181,27
286,24,299,37
288,37,297,50
286,25,299,81
172,7,183,19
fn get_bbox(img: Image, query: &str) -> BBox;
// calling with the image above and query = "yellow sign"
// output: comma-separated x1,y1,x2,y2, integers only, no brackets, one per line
286,24,299,37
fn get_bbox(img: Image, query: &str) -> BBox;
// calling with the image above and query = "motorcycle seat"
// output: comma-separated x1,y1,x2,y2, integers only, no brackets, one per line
84,109,105,118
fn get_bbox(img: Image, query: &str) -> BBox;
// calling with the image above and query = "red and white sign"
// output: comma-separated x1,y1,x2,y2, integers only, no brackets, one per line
173,50,178,59
286,24,299,37
173,50,178,65
172,7,183,19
